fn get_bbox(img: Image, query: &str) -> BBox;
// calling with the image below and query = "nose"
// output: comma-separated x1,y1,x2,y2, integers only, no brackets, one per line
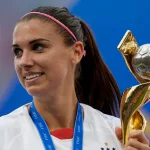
19,52,34,69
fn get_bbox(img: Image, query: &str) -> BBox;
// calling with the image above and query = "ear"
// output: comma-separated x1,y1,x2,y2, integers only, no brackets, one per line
71,41,84,65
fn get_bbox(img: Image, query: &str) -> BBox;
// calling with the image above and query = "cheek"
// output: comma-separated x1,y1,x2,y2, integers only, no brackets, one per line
14,60,20,75
14,60,19,75
46,60,68,77
14,60,24,84
42,54,70,81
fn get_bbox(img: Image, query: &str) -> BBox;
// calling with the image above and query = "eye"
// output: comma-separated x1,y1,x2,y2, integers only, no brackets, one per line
32,43,45,51
13,48,23,57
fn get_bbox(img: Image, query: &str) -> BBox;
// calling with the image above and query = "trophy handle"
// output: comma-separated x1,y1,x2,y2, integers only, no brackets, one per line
120,82,150,144
117,30,149,83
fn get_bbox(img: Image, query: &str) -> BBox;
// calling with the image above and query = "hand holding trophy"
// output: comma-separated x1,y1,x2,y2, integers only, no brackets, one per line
117,30,150,144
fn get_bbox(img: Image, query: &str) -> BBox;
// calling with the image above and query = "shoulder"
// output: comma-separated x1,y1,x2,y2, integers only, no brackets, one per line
81,104,122,149
0,105,27,127
0,105,28,149
81,103,120,130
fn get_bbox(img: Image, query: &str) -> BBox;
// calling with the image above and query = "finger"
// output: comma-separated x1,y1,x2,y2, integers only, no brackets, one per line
115,127,122,141
124,138,150,150
123,145,137,150
129,130,149,146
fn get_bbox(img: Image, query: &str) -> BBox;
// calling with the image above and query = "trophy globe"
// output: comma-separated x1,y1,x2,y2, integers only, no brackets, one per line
132,44,150,80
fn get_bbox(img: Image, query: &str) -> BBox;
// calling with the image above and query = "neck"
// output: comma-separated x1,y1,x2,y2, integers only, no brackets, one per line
32,88,78,132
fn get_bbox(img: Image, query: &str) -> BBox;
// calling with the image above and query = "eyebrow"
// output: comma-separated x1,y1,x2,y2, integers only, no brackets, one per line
12,38,50,48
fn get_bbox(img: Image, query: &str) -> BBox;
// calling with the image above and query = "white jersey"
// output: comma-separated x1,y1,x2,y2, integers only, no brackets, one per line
0,103,122,150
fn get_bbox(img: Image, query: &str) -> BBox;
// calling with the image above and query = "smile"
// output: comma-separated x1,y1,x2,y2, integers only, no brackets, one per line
24,73,44,80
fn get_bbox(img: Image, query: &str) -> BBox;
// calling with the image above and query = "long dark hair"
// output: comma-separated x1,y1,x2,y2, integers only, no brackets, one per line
19,6,121,116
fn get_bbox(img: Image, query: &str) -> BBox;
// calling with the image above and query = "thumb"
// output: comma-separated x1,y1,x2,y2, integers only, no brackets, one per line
115,127,122,141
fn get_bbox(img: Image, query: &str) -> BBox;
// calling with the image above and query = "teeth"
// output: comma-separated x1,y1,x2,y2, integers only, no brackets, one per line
25,74,42,80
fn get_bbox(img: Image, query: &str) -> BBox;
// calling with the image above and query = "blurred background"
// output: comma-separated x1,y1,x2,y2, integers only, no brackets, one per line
0,0,150,139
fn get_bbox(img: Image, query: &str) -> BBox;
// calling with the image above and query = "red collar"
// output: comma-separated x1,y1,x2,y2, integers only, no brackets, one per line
50,128,74,139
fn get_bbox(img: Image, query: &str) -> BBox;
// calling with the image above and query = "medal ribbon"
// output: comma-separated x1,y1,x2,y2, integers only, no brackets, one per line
29,101,83,150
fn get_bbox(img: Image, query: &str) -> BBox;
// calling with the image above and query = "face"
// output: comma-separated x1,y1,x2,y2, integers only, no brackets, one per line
13,19,82,97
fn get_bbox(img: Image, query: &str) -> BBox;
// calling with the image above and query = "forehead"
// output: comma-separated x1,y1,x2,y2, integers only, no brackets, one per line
13,19,60,44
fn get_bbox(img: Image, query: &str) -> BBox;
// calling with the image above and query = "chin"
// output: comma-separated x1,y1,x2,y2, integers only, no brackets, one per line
26,86,45,97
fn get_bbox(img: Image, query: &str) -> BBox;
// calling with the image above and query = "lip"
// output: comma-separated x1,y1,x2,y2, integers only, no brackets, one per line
25,75,43,83
23,72,44,79
25,74,44,84
23,72,44,84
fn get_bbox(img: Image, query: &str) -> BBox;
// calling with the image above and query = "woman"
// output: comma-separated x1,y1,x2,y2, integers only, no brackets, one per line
0,6,149,150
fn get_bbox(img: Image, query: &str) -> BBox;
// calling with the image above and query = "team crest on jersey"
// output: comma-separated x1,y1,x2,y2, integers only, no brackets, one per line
100,142,116,150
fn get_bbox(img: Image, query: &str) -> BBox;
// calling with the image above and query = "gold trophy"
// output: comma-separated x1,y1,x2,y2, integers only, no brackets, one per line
117,30,150,144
